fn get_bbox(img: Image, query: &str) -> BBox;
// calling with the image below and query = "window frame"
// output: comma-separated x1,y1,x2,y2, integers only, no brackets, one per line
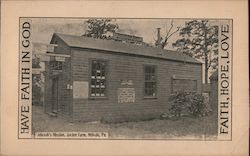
89,59,108,99
143,64,157,99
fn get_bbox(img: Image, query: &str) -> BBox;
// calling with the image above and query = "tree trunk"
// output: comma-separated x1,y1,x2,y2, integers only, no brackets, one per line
203,23,209,84
204,54,208,84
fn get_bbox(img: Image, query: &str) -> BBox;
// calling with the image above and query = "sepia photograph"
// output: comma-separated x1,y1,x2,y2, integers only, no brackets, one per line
29,18,228,140
1,1,248,155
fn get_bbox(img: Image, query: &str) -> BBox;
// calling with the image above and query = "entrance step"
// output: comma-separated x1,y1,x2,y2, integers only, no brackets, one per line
47,112,57,117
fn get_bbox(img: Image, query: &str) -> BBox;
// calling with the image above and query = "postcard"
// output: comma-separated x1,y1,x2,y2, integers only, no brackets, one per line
1,1,248,156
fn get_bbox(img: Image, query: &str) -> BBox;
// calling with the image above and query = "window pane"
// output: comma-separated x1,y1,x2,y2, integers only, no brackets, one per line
100,79,105,87
91,60,107,97
144,65,156,97
91,88,96,94
151,66,154,72
91,79,96,85
96,79,100,86
151,75,156,81
145,74,150,81
100,88,105,95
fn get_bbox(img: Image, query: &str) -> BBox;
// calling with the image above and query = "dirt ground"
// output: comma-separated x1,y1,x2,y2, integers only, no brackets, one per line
32,105,217,139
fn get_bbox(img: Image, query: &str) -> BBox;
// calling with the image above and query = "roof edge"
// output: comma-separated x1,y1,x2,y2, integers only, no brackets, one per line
71,46,203,65
54,33,202,65
51,33,70,47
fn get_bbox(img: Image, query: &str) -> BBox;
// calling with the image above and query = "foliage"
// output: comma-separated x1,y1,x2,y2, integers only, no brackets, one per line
32,74,42,105
169,91,190,118
187,93,206,117
84,19,119,39
32,55,41,68
173,20,219,83
168,91,207,118
32,55,42,105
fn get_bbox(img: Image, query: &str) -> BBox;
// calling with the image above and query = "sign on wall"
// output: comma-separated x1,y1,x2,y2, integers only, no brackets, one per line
118,88,135,103
172,78,197,92
120,80,133,86
73,81,88,99
55,56,66,62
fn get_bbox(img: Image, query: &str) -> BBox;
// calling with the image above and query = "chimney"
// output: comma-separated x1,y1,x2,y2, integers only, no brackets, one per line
155,28,162,47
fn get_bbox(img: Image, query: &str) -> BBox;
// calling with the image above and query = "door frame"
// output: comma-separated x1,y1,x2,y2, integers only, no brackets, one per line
52,77,59,113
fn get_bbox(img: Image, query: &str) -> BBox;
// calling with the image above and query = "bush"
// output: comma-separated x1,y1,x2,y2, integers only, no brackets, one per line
168,91,207,118
32,74,43,105
187,93,206,117
169,91,189,118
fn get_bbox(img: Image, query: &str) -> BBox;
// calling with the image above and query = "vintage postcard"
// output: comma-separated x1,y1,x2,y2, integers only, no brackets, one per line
20,18,231,140
1,1,248,156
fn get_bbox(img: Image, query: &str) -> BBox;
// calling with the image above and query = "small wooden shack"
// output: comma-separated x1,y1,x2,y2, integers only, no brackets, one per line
44,33,202,122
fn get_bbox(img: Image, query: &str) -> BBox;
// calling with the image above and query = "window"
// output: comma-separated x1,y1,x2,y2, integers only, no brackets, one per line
172,78,197,93
50,61,62,70
144,65,157,97
90,60,107,97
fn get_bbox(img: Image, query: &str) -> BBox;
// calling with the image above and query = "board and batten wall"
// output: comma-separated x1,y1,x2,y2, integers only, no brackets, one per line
70,48,202,122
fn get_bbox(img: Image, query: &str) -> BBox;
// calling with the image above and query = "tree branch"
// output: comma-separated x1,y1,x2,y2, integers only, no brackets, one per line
161,26,180,49
208,60,211,68
167,27,180,40
166,20,174,38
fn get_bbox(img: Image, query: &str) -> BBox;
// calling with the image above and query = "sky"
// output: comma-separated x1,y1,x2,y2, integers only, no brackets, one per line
32,18,187,50
32,18,221,83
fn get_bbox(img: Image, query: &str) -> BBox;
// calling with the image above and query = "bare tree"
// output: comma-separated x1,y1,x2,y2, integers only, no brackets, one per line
155,20,180,49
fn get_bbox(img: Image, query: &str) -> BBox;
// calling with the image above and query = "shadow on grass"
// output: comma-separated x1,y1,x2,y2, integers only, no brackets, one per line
32,105,217,140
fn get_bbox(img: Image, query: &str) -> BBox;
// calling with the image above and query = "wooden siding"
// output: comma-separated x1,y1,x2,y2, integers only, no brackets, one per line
70,48,202,122
44,36,73,119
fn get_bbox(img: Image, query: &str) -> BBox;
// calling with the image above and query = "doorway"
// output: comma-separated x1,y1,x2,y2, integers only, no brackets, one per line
52,77,59,114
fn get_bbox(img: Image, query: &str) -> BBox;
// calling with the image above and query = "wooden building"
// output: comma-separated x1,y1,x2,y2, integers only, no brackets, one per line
44,33,202,122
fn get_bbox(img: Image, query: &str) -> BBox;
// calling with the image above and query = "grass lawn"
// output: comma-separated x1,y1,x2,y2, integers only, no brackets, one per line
32,105,218,140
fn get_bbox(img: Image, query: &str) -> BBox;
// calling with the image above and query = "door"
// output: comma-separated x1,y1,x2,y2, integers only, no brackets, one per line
52,77,59,114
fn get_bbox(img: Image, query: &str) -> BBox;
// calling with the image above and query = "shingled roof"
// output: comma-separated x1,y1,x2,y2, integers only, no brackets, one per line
52,33,201,64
